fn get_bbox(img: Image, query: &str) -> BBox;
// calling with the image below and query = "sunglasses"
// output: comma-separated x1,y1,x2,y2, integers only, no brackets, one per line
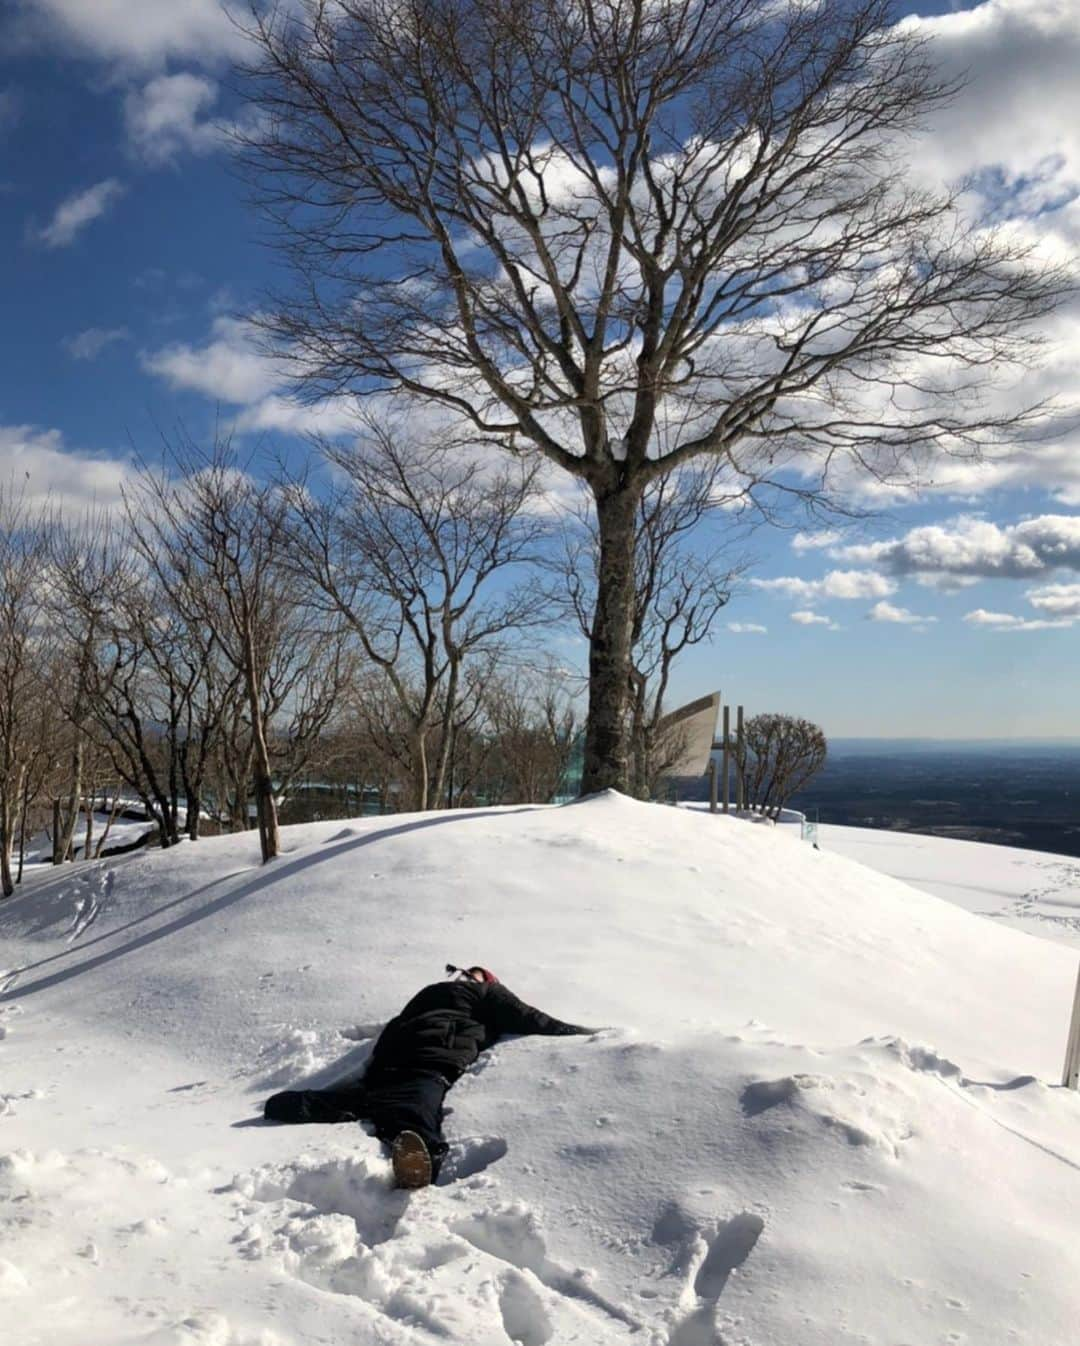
446,963,482,982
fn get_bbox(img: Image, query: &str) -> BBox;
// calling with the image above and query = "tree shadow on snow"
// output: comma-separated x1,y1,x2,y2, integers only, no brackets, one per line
0,809,537,1004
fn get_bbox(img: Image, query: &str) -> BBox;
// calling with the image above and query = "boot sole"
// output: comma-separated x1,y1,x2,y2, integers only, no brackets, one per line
391,1130,433,1189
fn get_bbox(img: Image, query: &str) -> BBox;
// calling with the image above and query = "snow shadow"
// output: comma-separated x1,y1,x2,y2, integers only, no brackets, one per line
1,809,535,1004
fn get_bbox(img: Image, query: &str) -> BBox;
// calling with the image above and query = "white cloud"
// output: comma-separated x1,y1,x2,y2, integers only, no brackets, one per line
790,611,839,630
0,424,130,511
836,514,1080,582
906,0,1080,211
141,316,372,440
141,317,281,403
12,0,248,68
234,392,364,439
125,73,224,165
791,529,842,553
727,622,767,635
753,570,896,602
868,601,937,626
63,327,130,361
962,607,1073,632
1026,582,1080,618
34,179,125,249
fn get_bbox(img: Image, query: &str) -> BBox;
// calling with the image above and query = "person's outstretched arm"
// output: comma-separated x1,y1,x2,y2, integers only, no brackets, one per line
487,983,594,1037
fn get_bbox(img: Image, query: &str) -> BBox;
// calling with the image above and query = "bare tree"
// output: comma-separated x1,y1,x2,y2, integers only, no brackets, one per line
126,439,345,861
282,419,552,810
241,0,1072,794
742,713,827,819
564,464,745,796
0,490,51,895
51,522,189,849
480,664,579,804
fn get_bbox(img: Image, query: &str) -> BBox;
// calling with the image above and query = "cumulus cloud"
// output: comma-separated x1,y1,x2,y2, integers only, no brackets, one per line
34,179,125,249
0,424,130,511
63,327,130,361
791,529,842,552
1027,582,1080,618
141,317,282,403
790,611,839,630
752,570,896,602
963,607,1073,632
142,316,373,440
125,73,224,165
907,0,1080,213
727,622,767,634
12,0,248,68
835,514,1080,582
867,601,937,626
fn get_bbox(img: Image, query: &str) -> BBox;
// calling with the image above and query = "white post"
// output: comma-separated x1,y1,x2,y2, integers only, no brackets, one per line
1064,960,1080,1090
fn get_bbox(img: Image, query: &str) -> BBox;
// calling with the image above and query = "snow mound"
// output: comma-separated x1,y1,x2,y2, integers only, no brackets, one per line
2,792,1079,1344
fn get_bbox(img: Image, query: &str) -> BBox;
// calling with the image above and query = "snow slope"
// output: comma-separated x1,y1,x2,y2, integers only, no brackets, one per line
818,824,1080,950
2,794,1079,1346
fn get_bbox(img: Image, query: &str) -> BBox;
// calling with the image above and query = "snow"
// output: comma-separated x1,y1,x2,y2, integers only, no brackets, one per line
2,793,1079,1345
817,823,1080,950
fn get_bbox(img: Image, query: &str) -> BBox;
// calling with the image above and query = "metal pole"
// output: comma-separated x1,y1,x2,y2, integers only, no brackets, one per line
721,705,731,814
708,758,718,814
1063,960,1080,1090
735,705,745,814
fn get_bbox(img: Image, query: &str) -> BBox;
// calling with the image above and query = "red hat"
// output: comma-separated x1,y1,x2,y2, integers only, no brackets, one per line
446,962,499,984
469,966,499,984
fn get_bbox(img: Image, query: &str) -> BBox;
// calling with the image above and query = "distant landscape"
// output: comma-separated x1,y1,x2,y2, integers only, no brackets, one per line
788,740,1080,859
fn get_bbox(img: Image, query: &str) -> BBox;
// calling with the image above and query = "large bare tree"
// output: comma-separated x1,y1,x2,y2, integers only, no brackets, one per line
564,462,745,796
242,0,1071,793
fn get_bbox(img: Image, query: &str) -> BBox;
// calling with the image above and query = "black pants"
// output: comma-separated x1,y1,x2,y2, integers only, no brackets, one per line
264,1068,451,1177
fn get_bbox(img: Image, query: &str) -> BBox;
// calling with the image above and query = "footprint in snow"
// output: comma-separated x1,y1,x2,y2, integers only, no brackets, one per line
498,1271,554,1346
437,1135,508,1184
453,1206,639,1328
664,1212,765,1346
693,1213,765,1299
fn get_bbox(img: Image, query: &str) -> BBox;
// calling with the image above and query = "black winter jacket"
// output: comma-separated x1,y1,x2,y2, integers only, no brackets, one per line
365,980,590,1083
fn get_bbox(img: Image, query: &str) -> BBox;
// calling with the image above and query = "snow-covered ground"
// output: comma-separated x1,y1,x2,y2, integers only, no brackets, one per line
819,824,1080,951
2,794,1079,1345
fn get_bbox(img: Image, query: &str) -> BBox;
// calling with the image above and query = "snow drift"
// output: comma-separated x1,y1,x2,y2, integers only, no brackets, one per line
2,792,1078,1345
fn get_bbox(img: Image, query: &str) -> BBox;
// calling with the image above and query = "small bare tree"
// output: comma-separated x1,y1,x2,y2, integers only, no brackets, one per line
126,439,345,861
242,0,1073,794
480,664,579,804
0,489,51,895
283,419,552,810
742,713,827,819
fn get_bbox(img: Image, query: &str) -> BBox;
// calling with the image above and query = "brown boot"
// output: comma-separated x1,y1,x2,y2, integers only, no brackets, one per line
391,1130,433,1189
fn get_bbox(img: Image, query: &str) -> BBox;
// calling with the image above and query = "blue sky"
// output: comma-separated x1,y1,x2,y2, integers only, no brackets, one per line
1,1,1079,739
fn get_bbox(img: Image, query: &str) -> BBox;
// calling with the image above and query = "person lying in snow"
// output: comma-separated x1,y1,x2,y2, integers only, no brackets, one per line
264,963,594,1188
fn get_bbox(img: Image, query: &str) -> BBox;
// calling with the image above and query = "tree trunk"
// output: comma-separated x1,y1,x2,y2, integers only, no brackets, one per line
581,484,640,796
430,662,460,810
245,662,279,862
51,796,63,864
17,771,30,884
94,790,122,859
83,792,93,860
56,735,84,864
1,798,14,898
411,729,429,813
